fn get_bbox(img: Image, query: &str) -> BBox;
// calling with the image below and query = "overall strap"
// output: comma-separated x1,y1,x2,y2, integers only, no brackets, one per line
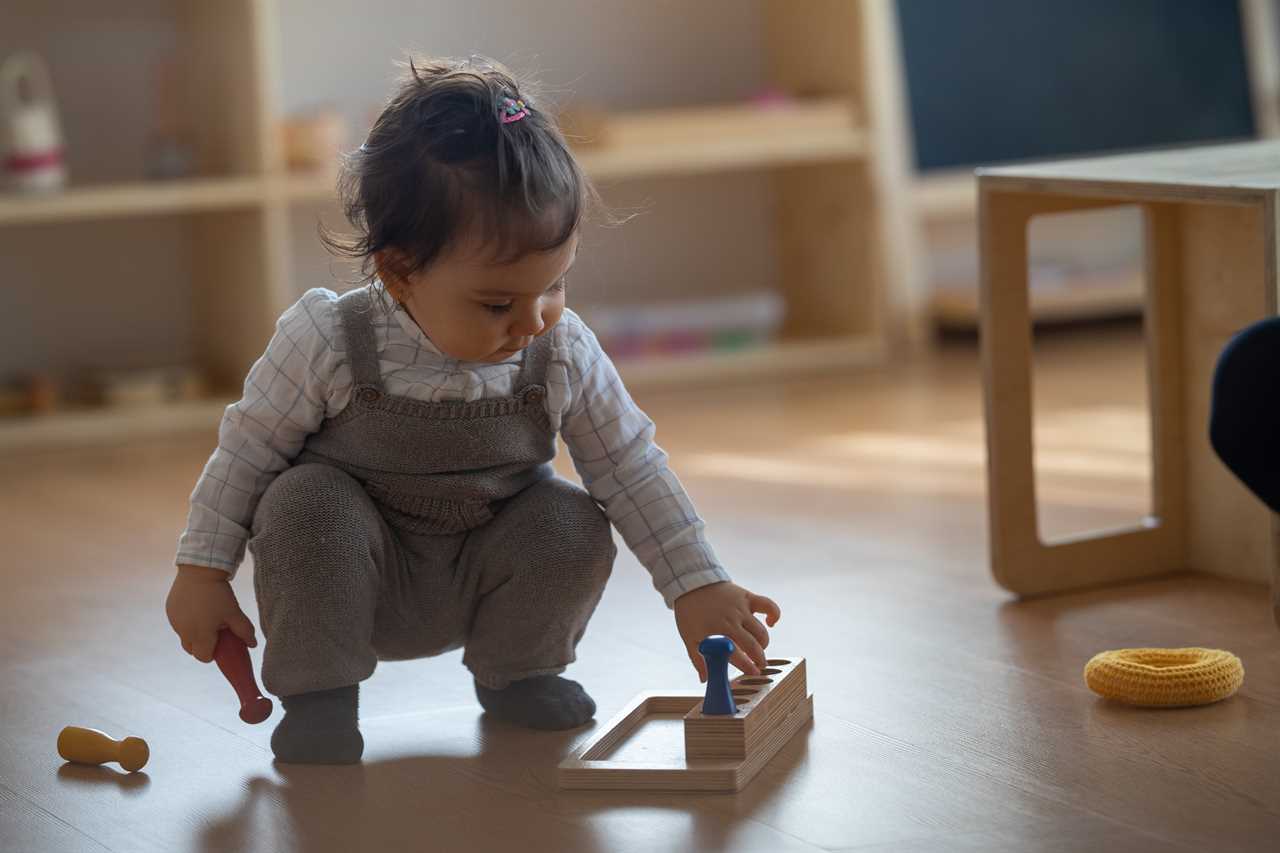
335,287,384,390
514,330,556,389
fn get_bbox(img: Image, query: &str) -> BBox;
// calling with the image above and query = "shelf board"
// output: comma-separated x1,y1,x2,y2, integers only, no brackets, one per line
271,172,338,204
931,271,1145,328
912,171,977,220
0,177,266,226
615,337,885,389
0,398,229,453
280,99,868,201
577,99,868,181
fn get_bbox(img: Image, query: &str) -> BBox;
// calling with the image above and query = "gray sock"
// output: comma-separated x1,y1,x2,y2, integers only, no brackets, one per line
271,684,363,764
474,675,596,730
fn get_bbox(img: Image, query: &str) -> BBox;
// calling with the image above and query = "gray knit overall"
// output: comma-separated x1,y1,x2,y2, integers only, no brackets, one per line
247,287,615,697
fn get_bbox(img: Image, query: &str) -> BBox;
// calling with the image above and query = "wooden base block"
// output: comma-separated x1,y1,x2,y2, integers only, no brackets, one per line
558,694,814,792
558,656,814,793
684,658,808,759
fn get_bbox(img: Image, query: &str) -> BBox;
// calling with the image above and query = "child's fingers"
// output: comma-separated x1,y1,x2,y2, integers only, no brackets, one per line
227,611,258,648
190,629,217,663
686,644,708,683
730,628,767,674
727,622,762,676
741,614,770,651
747,593,781,627
729,647,761,677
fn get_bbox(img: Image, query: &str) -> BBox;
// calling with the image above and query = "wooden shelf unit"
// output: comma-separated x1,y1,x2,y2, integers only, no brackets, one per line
0,0,913,450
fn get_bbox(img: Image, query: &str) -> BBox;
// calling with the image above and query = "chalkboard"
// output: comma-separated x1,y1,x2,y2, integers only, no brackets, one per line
895,0,1257,172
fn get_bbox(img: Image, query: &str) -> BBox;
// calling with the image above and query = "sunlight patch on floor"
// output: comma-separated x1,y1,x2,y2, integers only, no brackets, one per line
682,405,1153,517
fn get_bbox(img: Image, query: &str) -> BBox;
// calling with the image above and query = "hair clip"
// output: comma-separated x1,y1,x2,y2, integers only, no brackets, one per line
500,96,529,124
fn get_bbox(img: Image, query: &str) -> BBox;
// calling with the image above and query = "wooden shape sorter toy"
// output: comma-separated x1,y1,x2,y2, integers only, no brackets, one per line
558,636,814,792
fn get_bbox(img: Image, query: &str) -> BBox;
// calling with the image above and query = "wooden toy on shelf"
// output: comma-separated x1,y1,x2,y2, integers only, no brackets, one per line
558,635,813,792
280,109,346,175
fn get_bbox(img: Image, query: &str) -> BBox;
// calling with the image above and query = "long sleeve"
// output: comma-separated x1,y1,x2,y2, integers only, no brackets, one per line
553,313,731,607
175,289,343,575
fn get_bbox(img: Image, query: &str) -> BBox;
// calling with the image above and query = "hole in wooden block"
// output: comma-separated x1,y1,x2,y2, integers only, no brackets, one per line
739,677,772,685
732,688,758,698
766,659,790,666
760,668,781,675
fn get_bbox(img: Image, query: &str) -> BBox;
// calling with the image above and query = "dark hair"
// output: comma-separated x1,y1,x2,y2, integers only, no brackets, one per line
323,56,591,286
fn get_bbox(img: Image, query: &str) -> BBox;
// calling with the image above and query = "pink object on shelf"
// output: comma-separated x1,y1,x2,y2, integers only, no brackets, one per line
748,87,795,109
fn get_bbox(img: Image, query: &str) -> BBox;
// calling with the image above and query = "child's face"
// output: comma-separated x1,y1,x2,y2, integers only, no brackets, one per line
384,230,577,363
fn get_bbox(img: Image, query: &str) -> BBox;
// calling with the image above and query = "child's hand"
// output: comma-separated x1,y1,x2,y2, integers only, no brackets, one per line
165,564,258,663
673,581,781,682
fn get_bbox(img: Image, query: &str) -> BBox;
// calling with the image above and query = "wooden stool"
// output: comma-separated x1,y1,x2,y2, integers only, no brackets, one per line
978,140,1280,625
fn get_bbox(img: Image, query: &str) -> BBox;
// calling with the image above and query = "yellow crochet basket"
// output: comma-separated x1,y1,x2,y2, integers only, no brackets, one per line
1083,647,1244,707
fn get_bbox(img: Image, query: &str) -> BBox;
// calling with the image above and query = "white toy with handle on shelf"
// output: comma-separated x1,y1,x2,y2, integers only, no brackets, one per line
1,52,68,193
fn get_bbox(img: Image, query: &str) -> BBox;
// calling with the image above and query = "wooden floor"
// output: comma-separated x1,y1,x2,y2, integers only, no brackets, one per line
2,326,1276,853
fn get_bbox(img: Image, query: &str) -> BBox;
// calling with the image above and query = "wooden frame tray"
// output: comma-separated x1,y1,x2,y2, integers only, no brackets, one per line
558,657,814,792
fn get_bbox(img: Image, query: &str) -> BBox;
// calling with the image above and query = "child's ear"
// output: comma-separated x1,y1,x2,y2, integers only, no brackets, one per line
373,250,411,302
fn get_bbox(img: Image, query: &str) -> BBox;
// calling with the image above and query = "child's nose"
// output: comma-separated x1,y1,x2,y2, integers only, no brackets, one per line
510,307,544,337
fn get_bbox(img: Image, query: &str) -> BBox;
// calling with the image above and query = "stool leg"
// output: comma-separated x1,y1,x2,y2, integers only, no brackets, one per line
1175,203,1275,594
981,191,1186,595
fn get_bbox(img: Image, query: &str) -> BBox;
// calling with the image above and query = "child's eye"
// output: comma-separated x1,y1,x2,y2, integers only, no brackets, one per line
479,280,563,314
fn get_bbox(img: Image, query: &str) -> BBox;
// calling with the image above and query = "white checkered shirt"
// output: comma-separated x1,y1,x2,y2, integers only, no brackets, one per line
176,285,730,607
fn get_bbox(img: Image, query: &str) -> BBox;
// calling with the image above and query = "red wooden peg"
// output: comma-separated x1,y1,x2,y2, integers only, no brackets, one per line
214,628,273,724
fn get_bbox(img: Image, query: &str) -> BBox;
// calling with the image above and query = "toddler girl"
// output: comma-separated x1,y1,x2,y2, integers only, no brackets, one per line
164,57,781,764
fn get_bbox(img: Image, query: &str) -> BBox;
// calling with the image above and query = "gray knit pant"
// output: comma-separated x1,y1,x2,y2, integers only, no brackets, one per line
248,463,615,696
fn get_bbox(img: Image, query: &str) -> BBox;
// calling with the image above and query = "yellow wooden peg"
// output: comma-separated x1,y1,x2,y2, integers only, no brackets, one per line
57,726,149,772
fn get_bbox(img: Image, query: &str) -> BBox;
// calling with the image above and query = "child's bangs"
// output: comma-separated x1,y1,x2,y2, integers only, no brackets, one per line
476,193,582,265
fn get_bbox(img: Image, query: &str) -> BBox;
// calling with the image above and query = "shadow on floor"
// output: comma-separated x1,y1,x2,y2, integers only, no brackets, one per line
197,712,813,853
55,762,151,795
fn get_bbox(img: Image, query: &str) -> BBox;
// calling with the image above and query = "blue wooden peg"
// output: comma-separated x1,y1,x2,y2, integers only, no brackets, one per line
699,635,737,715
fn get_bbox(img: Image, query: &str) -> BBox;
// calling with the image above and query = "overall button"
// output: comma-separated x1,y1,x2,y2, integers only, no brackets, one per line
523,386,545,404
360,388,382,403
